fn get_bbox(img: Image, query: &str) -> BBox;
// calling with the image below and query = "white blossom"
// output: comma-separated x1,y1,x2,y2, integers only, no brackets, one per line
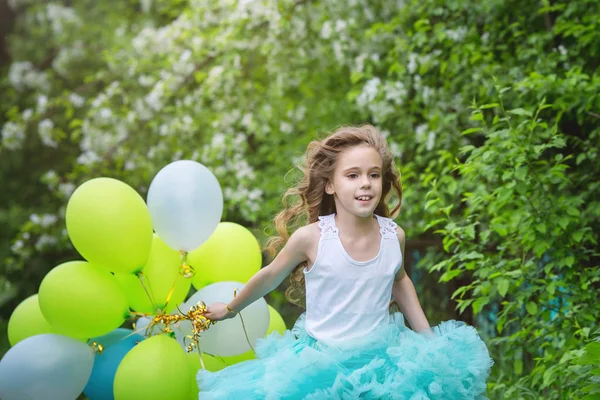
320,21,332,39
408,53,418,74
58,182,76,197
46,4,82,35
37,95,48,113
356,78,381,107
426,131,436,151
69,93,85,108
38,119,57,148
77,150,101,165
384,81,407,105
445,27,468,42
35,234,58,250
11,240,24,253
280,121,293,134
8,62,50,92
22,109,33,120
1,122,26,150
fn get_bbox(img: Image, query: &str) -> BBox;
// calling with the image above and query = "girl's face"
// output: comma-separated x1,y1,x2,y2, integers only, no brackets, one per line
325,145,383,218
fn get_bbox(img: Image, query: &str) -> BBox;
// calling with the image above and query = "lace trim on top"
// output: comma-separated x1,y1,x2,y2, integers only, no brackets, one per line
318,214,397,240
317,214,338,239
376,215,398,240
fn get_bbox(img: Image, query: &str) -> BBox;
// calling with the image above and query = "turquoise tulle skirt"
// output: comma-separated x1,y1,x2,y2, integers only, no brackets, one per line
197,313,493,399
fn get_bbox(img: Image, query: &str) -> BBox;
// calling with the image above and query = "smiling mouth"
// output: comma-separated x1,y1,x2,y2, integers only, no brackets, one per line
355,196,373,201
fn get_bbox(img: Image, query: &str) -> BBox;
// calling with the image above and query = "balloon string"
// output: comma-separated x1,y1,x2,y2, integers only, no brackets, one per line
196,341,207,370
137,272,159,310
162,274,179,312
233,289,255,354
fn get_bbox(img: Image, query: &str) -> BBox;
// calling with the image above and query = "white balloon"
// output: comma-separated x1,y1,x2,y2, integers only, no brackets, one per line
147,160,223,252
0,334,94,400
176,282,270,357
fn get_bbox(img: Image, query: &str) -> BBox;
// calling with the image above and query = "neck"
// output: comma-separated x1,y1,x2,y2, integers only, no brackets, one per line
334,207,377,237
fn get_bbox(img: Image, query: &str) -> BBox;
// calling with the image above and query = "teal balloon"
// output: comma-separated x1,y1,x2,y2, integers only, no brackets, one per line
0,333,94,400
84,328,144,400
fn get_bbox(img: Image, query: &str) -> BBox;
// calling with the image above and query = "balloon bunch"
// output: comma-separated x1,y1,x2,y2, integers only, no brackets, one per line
0,161,287,400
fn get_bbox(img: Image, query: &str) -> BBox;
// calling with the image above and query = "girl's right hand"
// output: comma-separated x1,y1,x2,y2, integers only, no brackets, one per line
203,302,237,321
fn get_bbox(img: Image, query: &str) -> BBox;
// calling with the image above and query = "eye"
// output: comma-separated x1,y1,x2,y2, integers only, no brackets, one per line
370,173,381,178
347,173,358,179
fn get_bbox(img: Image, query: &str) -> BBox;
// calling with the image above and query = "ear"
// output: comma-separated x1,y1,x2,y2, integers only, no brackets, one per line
325,180,335,195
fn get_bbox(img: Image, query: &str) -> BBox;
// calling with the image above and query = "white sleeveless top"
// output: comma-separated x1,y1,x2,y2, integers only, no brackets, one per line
303,213,403,343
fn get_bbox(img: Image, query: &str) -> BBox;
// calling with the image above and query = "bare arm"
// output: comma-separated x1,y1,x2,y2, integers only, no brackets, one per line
204,225,312,320
391,226,434,336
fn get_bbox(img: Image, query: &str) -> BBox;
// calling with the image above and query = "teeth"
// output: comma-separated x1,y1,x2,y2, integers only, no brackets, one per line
357,196,371,201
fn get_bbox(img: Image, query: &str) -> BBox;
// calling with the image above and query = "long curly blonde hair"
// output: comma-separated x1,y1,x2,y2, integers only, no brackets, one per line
264,125,403,307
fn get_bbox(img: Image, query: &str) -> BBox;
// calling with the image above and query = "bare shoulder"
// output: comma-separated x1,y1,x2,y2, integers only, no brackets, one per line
290,222,320,265
288,222,319,251
395,224,406,246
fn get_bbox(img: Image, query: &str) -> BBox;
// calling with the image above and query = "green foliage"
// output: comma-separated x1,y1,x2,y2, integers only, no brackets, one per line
1,0,599,397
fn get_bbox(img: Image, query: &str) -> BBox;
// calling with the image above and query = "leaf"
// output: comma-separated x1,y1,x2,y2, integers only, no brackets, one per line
573,342,600,365
465,225,475,240
508,108,533,117
472,296,490,315
496,278,510,298
573,230,584,242
567,206,580,217
441,268,462,282
526,302,538,315
514,357,523,375
480,103,500,109
470,113,484,122
563,255,575,268
461,127,482,135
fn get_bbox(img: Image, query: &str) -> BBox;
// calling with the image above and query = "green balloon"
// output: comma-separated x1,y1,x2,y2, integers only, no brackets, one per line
186,352,227,398
266,305,287,335
66,177,153,274
114,335,190,400
7,294,54,346
39,261,130,338
222,349,255,365
189,222,262,290
115,235,192,314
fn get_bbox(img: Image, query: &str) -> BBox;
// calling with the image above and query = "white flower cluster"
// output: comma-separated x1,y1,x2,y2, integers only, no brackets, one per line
30,213,58,227
46,3,82,35
38,119,57,148
1,122,26,150
8,62,50,92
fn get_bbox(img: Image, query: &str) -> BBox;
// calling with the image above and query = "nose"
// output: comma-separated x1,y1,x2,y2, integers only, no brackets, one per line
361,176,371,189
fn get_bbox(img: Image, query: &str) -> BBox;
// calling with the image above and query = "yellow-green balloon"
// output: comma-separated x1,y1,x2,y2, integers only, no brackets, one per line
266,305,287,335
189,222,262,289
114,335,190,400
39,261,129,338
114,235,191,314
66,178,153,274
7,294,54,346
222,349,255,365
186,352,227,399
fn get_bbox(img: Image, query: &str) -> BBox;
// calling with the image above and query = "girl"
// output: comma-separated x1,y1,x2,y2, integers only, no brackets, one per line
200,125,493,399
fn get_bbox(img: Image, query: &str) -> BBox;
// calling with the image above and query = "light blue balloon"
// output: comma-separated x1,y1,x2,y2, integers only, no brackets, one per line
0,333,94,400
147,160,223,252
84,328,144,400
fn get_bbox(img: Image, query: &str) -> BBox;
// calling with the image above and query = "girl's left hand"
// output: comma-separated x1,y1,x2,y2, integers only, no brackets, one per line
203,302,237,321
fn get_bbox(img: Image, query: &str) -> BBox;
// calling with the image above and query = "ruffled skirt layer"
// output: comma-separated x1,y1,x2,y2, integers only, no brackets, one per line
197,313,493,399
